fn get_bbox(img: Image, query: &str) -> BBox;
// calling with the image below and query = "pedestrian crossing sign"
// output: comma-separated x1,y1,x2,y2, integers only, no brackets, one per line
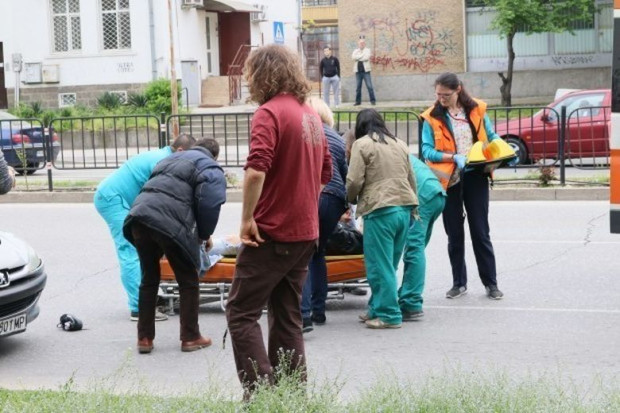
273,21,284,44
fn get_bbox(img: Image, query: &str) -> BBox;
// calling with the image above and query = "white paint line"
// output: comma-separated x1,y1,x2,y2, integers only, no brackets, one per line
611,113,620,149
615,9,620,18
427,305,620,315
477,240,620,245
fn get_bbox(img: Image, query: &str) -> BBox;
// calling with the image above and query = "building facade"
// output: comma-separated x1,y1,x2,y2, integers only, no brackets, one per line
302,0,613,103
0,0,301,109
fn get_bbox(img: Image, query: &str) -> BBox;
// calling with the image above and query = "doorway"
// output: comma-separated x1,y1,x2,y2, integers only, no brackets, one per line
218,12,250,75
205,13,219,76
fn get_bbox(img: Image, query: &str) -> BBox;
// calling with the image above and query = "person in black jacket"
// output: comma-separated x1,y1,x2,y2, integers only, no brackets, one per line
0,151,16,195
320,46,341,107
123,138,226,354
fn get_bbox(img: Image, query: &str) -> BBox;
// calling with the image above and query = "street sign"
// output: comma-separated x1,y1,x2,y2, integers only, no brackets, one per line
273,21,284,45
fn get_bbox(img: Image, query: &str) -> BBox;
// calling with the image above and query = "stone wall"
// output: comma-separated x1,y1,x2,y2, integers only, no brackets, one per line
6,83,145,109
340,67,611,104
338,0,465,77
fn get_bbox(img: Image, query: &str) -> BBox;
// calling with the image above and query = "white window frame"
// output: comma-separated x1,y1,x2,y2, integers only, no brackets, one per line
110,90,128,104
49,0,82,54
99,0,132,51
58,93,77,107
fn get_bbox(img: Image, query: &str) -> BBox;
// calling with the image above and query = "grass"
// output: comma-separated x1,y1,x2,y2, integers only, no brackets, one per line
1,368,619,412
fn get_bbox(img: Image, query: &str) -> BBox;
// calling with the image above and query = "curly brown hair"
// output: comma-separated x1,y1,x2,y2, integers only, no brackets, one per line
244,45,311,105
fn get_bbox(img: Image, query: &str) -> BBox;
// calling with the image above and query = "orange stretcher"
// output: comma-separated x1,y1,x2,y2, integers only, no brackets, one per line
158,255,367,312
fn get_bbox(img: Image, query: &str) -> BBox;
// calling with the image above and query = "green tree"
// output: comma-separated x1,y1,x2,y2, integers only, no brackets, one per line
471,0,596,106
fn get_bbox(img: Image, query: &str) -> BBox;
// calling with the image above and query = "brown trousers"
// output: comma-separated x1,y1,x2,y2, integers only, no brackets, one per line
225,237,316,391
131,223,201,342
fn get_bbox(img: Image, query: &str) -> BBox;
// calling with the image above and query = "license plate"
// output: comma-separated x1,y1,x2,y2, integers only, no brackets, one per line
36,151,44,157
0,313,27,336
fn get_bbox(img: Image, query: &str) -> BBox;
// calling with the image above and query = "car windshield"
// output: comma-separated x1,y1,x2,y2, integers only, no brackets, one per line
0,111,33,129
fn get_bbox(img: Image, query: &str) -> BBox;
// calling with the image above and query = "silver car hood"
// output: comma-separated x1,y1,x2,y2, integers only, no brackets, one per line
0,231,30,270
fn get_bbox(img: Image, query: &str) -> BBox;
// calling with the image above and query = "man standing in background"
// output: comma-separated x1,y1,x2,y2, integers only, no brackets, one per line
352,36,376,106
320,46,341,107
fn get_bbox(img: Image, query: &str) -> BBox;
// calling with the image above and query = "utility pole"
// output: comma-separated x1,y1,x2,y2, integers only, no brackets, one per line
167,0,179,138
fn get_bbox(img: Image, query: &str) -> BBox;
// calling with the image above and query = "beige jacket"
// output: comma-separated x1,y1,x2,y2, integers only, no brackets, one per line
351,47,372,73
346,134,418,217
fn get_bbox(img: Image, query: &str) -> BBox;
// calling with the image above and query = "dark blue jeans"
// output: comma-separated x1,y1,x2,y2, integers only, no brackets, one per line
301,193,347,318
355,71,376,105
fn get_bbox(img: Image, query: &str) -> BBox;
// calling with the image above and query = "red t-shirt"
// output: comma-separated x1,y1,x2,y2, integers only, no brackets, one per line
245,94,332,242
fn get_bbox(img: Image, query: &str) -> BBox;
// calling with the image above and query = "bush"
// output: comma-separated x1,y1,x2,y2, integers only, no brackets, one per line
127,93,148,109
144,79,182,115
96,92,122,110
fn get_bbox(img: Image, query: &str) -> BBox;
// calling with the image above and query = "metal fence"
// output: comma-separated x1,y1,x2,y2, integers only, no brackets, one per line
3,105,612,191
48,114,162,171
167,113,252,167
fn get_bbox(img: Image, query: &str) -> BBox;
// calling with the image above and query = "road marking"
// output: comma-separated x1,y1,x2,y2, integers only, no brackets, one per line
427,305,620,314
483,240,620,245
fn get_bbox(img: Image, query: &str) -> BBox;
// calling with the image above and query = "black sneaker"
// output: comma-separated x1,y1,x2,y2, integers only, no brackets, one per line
311,313,326,325
353,102,361,106
402,310,424,321
302,317,314,333
446,286,467,299
343,287,368,296
486,285,504,300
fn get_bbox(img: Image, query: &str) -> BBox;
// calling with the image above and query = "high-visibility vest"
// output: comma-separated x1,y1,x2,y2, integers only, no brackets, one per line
420,98,489,189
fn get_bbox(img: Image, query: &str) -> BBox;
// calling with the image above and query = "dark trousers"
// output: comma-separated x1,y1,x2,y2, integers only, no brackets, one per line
442,172,497,288
355,71,376,104
301,193,347,318
226,237,316,391
130,223,201,342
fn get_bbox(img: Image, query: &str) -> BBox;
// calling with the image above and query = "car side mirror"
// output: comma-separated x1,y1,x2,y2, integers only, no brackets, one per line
540,113,550,122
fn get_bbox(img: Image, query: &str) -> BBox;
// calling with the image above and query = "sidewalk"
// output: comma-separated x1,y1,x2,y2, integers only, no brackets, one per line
0,186,609,204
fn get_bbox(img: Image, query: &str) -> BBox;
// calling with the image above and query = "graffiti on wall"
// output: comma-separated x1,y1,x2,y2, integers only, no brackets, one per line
352,10,458,73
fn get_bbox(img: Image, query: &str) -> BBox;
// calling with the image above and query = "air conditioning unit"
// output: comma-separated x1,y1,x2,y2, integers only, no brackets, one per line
250,4,267,22
181,0,203,9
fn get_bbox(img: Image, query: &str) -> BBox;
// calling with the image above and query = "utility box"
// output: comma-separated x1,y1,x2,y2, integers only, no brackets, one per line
42,65,60,83
23,62,42,83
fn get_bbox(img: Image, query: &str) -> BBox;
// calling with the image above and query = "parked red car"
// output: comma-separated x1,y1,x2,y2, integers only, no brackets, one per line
493,89,611,165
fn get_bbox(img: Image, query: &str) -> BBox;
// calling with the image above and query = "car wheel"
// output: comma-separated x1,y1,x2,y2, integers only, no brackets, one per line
504,137,528,165
15,162,41,176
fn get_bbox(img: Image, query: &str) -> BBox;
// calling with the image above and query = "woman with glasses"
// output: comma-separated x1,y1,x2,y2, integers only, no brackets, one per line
347,109,418,329
420,72,504,300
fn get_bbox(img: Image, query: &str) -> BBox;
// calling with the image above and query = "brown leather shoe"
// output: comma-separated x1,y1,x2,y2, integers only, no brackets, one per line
181,336,212,352
137,337,153,354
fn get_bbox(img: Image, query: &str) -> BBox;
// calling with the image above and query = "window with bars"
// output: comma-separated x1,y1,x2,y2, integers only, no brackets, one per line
58,93,77,107
101,0,131,50
51,0,82,53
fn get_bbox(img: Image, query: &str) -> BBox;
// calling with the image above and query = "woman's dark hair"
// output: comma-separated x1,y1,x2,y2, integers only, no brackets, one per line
434,72,477,114
354,109,396,144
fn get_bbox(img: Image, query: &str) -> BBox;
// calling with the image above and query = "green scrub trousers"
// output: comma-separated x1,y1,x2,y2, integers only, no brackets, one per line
399,193,446,312
364,205,412,325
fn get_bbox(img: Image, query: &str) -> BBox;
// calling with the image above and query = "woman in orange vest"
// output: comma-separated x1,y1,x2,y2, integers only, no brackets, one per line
420,72,504,300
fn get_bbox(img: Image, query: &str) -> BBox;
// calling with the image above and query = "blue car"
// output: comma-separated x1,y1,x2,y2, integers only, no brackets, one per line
0,112,60,175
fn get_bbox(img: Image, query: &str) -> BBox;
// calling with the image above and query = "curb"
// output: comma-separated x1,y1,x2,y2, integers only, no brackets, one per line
0,188,608,204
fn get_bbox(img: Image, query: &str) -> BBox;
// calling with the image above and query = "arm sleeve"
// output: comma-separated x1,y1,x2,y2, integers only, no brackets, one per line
336,58,341,77
338,141,348,184
352,49,361,60
406,153,418,202
0,151,13,195
319,59,324,77
421,121,445,162
361,48,371,62
321,134,333,185
346,141,365,203
245,108,277,173
195,167,227,240
484,114,500,142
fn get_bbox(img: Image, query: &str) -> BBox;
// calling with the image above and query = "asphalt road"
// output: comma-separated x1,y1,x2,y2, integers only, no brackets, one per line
0,201,618,398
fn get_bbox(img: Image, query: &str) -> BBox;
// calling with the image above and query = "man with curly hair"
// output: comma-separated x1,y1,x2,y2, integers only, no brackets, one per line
225,45,333,395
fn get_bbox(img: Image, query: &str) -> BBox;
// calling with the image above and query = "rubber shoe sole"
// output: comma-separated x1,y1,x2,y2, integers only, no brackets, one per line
365,318,402,329
402,310,424,321
130,311,169,322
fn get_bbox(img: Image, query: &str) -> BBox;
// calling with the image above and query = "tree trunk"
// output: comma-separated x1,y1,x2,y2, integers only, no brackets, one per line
498,31,515,107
